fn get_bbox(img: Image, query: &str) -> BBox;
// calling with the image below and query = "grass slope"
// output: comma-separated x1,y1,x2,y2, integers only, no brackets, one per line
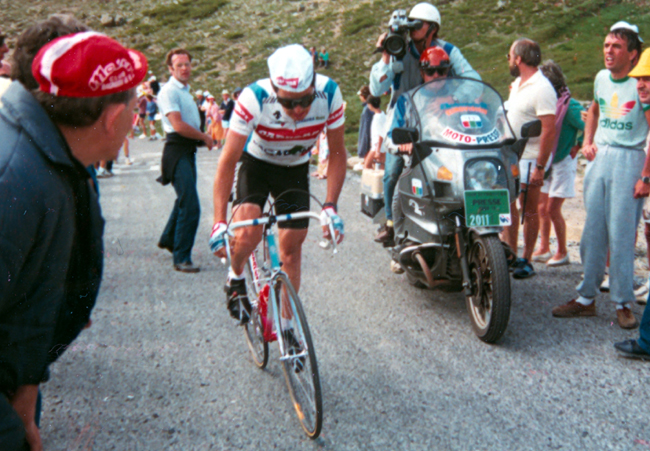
3,0,650,153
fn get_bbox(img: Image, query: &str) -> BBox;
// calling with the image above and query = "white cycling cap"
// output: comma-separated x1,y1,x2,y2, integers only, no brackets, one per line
268,44,314,93
611,21,643,42
222,89,229,95
195,89,203,96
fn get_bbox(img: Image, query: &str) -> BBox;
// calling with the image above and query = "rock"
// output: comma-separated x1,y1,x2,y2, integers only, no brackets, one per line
298,4,306,11
115,15,127,26
272,26,281,34
495,0,506,11
100,14,115,27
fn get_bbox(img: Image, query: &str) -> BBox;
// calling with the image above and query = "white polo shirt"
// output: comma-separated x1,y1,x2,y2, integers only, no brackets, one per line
506,70,557,160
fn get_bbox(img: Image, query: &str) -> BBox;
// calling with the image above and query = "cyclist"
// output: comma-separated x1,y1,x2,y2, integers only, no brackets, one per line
210,44,346,325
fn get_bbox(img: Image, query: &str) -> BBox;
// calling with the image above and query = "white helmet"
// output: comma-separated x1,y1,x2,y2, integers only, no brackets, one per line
409,2,441,26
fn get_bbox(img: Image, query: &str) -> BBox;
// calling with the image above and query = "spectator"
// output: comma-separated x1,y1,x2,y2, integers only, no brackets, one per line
219,89,235,139
195,89,206,132
531,60,585,267
203,93,224,146
0,25,146,450
0,30,11,78
136,87,149,139
356,85,373,167
319,47,329,68
233,87,242,101
363,95,387,170
146,93,160,141
502,38,557,279
149,74,160,95
156,48,213,273
309,46,318,68
552,22,649,329
614,47,650,359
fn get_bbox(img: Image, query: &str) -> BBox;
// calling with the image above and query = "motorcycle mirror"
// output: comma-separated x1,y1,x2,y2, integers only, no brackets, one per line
392,127,419,144
520,120,542,139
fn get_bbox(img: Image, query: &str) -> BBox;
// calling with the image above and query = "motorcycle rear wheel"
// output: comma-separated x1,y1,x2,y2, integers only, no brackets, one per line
466,235,511,343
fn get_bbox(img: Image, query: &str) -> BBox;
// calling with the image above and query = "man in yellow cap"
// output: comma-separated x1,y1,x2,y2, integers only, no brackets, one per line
614,47,650,360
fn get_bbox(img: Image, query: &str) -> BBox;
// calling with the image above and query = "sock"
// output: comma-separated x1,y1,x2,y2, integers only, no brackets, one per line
616,303,631,310
576,296,594,306
228,267,243,281
386,220,394,227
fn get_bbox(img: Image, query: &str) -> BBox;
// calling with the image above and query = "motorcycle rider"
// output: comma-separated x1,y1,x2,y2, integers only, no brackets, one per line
371,2,481,245
383,47,451,272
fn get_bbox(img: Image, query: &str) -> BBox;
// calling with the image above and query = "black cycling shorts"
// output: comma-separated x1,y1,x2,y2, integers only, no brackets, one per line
234,153,310,229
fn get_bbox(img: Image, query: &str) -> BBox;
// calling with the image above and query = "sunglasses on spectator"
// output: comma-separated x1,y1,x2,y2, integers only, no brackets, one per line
276,91,317,110
422,67,449,77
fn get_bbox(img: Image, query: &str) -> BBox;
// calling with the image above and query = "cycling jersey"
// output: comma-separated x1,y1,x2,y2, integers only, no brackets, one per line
230,74,345,166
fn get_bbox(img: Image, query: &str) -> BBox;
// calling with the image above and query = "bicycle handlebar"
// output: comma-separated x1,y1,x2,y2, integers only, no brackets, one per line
225,211,339,255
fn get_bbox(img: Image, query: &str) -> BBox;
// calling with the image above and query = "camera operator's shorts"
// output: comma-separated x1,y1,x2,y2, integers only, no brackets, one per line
541,155,577,198
234,152,310,229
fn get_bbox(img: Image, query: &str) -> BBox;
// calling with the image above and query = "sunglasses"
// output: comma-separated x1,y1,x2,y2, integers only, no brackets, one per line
276,92,316,110
422,67,449,77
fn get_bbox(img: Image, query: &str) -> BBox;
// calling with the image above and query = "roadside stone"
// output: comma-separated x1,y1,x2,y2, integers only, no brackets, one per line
100,14,116,27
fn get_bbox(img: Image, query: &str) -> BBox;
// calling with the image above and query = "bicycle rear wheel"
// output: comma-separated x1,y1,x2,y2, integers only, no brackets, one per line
274,273,323,439
243,249,269,369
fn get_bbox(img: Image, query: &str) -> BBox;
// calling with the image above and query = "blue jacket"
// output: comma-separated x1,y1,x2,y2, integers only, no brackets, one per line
0,82,104,393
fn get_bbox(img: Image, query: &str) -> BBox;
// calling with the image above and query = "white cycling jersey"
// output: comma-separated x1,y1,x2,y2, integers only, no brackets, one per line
230,74,345,166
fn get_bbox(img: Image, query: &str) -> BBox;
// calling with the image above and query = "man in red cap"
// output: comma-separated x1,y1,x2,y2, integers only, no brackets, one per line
0,22,146,450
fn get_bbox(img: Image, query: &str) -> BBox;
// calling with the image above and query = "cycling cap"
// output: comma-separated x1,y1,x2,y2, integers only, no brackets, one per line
195,90,203,96
610,21,643,42
409,3,441,26
32,31,147,98
420,46,450,69
268,44,314,92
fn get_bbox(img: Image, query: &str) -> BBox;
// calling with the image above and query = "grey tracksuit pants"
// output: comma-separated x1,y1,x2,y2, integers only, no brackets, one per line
577,144,645,304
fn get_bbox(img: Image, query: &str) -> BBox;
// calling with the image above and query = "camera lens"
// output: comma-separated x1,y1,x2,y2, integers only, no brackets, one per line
384,34,406,58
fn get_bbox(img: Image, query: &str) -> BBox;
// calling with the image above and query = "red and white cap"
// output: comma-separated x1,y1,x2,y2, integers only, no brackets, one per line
32,31,148,98
267,44,314,92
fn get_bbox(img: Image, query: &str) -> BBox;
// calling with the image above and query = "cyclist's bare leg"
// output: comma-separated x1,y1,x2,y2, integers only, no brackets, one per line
278,227,308,318
230,203,264,275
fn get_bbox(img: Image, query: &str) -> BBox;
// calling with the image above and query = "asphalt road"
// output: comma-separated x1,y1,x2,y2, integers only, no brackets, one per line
40,137,649,450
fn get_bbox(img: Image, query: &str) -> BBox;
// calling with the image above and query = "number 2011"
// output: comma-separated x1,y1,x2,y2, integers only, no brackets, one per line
468,214,490,226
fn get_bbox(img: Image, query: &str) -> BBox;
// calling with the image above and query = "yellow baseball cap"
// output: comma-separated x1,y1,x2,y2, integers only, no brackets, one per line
629,48,650,78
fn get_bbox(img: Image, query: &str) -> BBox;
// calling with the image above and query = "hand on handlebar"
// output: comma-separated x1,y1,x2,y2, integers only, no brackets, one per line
320,206,344,244
209,221,228,257
397,143,413,155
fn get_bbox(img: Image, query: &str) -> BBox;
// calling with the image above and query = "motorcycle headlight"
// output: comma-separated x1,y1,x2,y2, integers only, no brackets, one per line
465,160,506,191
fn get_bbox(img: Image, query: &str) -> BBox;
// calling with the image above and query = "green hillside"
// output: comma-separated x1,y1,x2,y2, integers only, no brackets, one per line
3,0,650,153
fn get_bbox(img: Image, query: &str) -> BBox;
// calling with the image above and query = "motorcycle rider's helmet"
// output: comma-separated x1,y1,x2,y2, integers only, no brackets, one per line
420,46,450,69
409,2,441,26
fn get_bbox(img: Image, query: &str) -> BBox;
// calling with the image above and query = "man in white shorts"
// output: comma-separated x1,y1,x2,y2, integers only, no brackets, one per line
503,38,557,279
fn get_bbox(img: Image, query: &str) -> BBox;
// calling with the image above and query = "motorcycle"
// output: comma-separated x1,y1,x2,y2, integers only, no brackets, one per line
363,77,540,343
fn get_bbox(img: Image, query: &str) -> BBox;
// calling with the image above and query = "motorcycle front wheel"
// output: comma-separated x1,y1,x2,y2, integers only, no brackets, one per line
466,235,511,343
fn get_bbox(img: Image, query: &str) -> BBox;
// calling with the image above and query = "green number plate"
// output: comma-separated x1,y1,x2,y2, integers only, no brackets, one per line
464,189,511,227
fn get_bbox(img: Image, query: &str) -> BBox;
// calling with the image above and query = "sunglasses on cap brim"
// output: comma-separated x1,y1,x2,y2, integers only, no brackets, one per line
422,67,449,76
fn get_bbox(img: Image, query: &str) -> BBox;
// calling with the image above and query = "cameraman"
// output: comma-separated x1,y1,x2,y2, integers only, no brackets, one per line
371,2,480,244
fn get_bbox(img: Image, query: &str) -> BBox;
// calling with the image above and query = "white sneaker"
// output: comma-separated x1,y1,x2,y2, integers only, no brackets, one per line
96,167,107,178
353,163,364,171
138,133,147,139
634,278,649,304
125,157,132,165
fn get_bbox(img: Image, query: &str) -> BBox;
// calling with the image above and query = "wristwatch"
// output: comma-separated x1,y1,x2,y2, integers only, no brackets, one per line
642,176,650,185
536,163,545,171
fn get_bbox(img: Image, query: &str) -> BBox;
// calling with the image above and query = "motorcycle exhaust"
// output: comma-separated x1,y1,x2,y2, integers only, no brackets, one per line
398,243,449,289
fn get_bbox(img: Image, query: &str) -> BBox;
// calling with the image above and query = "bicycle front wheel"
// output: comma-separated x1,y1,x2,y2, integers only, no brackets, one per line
243,249,269,369
274,273,323,439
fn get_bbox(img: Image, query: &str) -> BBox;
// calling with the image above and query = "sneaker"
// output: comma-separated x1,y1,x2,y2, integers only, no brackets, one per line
552,299,596,317
614,339,650,360
531,251,552,263
282,328,305,373
353,162,364,171
124,157,132,165
600,274,610,292
546,253,570,267
96,167,108,178
616,307,639,329
224,278,251,324
374,224,394,246
138,133,147,139
512,258,536,279
173,262,200,273
633,277,648,302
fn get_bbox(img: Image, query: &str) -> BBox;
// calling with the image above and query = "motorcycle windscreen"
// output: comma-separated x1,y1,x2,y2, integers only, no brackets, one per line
410,78,516,148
